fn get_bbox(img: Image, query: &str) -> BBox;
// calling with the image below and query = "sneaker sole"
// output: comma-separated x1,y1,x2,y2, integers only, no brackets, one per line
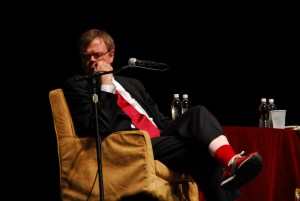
220,153,262,190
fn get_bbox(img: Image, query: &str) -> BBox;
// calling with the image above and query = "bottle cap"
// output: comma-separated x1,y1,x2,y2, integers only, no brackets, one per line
174,94,179,98
183,94,188,99
261,98,267,102
268,98,274,103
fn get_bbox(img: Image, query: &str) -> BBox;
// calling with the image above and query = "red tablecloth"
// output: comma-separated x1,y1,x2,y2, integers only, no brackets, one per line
222,126,300,201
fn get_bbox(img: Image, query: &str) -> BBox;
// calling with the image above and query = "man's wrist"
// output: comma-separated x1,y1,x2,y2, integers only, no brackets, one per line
101,84,116,93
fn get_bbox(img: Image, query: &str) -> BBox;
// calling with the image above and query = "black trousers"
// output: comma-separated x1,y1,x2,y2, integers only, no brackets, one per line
151,105,240,201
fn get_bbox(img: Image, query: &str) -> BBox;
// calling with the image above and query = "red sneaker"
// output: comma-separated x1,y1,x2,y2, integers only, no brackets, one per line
220,151,262,190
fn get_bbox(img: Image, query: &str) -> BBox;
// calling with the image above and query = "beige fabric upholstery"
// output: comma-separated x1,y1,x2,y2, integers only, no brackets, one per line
49,88,199,201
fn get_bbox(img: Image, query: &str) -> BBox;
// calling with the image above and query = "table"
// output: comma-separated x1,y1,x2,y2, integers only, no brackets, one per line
222,126,300,201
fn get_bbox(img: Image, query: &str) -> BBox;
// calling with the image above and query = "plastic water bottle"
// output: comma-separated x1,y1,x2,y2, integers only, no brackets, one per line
171,94,182,121
268,98,277,128
181,94,191,114
259,98,269,128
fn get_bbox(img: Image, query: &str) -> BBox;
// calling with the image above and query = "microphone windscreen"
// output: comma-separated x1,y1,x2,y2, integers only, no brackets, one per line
128,58,137,66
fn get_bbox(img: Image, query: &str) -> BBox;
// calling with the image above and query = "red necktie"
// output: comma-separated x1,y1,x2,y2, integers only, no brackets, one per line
116,91,160,138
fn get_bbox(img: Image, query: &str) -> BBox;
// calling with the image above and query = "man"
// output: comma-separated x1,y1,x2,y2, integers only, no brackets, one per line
63,28,262,201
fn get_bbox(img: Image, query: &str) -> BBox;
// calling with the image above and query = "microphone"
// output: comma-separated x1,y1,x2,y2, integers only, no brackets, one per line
74,69,125,81
75,58,169,82
128,58,167,68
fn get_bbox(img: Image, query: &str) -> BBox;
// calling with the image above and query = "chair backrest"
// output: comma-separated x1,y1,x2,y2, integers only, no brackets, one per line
49,88,76,138
49,88,100,201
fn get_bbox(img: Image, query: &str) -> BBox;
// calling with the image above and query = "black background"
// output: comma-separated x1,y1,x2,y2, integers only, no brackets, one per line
7,3,298,200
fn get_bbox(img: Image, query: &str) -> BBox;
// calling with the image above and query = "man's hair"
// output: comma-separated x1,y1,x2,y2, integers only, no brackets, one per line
78,29,115,53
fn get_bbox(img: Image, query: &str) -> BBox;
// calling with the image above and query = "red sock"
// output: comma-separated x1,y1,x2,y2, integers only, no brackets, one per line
214,145,236,167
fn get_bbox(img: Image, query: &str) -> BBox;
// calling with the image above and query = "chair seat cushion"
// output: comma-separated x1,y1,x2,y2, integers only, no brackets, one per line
155,160,193,182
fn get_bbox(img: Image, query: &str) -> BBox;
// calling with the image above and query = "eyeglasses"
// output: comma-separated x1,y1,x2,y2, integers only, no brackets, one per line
80,50,110,60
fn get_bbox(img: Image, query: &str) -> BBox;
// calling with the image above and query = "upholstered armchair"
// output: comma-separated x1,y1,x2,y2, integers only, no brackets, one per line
49,88,199,201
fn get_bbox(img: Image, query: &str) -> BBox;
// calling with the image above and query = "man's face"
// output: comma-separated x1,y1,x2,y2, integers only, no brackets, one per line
80,37,114,74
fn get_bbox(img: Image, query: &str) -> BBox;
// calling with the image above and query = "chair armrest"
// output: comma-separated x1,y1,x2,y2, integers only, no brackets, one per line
102,130,156,200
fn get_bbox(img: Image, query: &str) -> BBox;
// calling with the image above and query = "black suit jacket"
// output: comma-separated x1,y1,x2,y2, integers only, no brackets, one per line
63,74,171,137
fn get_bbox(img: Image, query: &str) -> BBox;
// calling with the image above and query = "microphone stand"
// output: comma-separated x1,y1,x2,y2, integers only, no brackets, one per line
91,76,104,201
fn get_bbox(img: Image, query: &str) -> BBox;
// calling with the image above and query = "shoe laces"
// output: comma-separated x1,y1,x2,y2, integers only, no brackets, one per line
228,151,245,167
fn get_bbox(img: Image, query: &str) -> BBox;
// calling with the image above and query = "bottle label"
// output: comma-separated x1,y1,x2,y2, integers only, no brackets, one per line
171,107,181,121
